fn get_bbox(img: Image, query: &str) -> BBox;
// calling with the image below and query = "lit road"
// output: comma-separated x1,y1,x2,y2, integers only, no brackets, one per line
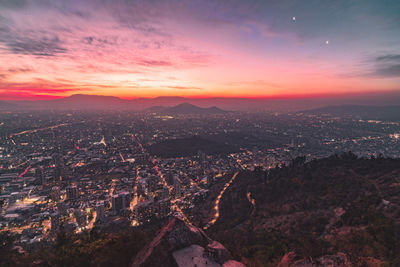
9,123,70,137
12,159,29,169
86,210,97,230
131,133,191,223
100,135,107,146
151,155,191,223
107,179,117,210
204,171,239,230
119,152,126,162
130,168,140,212
17,165,31,179
246,191,256,206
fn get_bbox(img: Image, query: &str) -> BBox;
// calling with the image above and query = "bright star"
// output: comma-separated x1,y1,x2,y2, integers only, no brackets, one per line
325,40,329,45
292,16,296,21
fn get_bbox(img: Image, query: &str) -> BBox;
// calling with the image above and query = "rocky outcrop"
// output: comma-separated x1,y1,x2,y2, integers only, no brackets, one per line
132,217,245,267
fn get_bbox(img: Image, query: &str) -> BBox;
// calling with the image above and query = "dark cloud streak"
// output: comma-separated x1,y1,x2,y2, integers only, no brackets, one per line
375,54,400,62
8,67,33,73
371,54,400,78
139,60,173,67
4,36,67,56
373,64,400,78
0,0,28,9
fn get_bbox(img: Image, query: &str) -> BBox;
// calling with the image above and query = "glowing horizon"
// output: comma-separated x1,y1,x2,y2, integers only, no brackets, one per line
0,0,399,100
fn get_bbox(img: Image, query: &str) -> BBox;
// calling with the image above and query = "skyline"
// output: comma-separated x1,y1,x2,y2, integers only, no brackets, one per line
0,0,399,100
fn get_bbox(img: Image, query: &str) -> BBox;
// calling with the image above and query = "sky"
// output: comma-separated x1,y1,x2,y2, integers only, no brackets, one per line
0,0,399,100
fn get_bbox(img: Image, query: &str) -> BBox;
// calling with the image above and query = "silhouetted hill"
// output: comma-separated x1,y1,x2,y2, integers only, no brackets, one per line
4,92,400,112
164,103,226,114
144,103,226,114
47,94,128,109
206,154,400,266
147,136,239,158
303,104,400,121
9,95,230,111
12,94,130,110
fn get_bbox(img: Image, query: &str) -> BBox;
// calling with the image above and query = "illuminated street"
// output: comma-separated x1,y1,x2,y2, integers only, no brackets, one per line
204,171,239,230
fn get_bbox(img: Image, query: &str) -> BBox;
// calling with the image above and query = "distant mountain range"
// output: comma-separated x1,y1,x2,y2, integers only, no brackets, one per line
146,102,226,115
303,104,400,121
1,93,400,113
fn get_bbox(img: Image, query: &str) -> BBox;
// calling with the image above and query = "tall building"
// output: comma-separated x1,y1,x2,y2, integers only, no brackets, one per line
35,167,45,185
120,191,131,210
173,176,182,197
50,212,60,234
74,208,86,227
57,202,67,215
154,198,171,219
112,194,123,215
135,199,154,224
66,184,78,200
51,186,60,201
156,187,170,200
147,176,158,192
198,150,206,162
96,201,105,222
53,154,65,182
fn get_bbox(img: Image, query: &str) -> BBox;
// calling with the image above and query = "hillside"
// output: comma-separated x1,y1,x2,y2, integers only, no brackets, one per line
1,217,244,267
206,154,400,266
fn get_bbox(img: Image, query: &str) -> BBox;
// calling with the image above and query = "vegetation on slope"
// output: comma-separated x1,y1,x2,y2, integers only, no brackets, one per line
207,153,400,266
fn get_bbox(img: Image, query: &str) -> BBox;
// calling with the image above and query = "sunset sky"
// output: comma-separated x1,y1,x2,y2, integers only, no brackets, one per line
0,0,399,100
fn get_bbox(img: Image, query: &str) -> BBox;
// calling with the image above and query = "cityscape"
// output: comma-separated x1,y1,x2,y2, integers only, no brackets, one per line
1,106,400,265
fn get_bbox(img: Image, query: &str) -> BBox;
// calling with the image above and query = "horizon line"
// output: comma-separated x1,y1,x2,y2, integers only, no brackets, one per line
2,89,400,102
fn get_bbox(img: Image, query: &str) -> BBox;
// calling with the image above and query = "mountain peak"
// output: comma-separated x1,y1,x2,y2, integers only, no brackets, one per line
165,103,226,114
174,102,197,108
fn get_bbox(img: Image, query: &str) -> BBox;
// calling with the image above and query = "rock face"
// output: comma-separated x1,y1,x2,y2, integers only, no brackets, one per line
132,217,245,267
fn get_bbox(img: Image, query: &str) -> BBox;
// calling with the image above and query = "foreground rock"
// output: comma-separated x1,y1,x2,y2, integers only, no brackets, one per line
132,217,245,267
